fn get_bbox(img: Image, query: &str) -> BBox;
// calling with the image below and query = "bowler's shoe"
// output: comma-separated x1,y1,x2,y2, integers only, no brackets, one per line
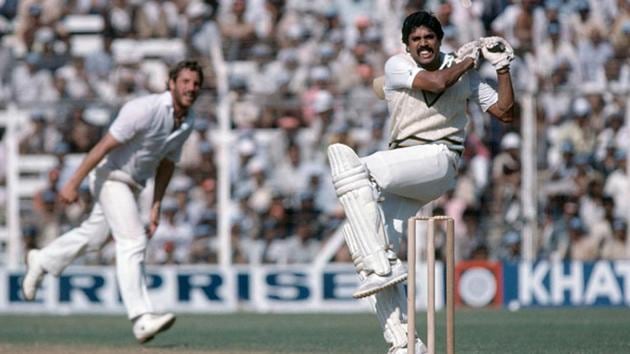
22,249,46,301
133,313,176,344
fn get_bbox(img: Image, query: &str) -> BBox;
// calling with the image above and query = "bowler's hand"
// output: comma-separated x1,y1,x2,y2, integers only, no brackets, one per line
148,204,161,239
59,183,79,204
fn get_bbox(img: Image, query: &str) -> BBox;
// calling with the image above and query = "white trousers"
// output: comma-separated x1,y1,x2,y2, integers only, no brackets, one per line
38,172,152,320
362,143,459,247
360,144,459,348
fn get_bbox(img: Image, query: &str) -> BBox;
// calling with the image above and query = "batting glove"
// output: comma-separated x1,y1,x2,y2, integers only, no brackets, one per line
454,40,481,68
480,36,514,71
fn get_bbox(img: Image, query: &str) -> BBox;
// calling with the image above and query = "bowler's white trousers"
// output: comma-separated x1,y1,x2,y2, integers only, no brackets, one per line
360,143,459,349
38,171,152,320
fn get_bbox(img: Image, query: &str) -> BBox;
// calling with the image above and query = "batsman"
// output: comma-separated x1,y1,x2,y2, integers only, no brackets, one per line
328,11,514,354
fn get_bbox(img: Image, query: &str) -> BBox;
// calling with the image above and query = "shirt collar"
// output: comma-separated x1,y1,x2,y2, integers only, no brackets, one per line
439,52,455,69
160,90,195,130
160,91,173,108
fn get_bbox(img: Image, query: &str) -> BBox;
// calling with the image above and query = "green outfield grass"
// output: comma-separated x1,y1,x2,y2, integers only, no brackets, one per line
1,308,629,353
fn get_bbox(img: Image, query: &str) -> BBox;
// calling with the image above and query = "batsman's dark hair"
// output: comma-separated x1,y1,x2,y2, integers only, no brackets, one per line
401,11,444,44
168,60,204,87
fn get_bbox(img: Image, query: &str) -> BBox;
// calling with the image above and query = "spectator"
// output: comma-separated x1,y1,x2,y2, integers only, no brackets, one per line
589,195,616,245
457,207,486,262
562,98,597,156
577,27,614,83
541,199,579,260
610,0,630,57
603,150,629,218
567,0,606,44
600,55,630,95
490,0,545,51
0,22,14,104
179,119,208,170
231,137,257,183
188,177,218,226
229,76,260,128
600,218,629,260
149,198,193,264
56,57,96,99
12,52,58,104
15,3,44,52
271,142,311,197
535,20,578,81
106,0,134,38
595,111,627,162
566,217,599,261
579,178,606,230
85,33,115,83
64,107,101,153
498,230,521,262
33,26,68,72
190,224,214,263
18,111,61,154
134,0,171,39
219,0,257,61
491,132,521,216
285,220,321,263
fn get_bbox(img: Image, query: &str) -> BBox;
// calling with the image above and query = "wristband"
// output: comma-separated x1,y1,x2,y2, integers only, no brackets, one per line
497,66,510,74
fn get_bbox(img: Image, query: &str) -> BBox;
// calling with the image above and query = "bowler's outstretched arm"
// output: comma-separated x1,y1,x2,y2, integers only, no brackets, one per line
59,133,121,204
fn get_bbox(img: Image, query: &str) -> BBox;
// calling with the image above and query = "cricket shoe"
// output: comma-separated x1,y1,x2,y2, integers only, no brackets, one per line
387,339,428,354
353,260,407,299
22,249,46,301
133,313,176,344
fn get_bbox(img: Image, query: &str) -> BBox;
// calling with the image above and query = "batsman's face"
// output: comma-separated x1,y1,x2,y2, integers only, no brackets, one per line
170,68,202,109
406,26,441,70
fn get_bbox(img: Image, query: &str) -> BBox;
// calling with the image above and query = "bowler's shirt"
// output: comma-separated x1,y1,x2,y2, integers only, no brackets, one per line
103,91,194,186
383,52,497,153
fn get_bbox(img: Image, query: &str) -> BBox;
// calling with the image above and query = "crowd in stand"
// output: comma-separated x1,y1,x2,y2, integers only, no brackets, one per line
0,0,628,266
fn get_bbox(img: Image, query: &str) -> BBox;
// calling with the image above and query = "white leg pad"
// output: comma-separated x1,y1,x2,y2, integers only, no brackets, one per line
342,223,365,274
328,143,390,276
369,283,410,348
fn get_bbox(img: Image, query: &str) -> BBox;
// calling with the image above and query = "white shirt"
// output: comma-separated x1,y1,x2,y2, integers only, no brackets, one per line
604,169,630,219
383,52,497,152
103,91,194,186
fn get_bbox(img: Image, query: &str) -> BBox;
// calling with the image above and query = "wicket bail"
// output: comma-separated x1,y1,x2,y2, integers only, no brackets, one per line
407,216,455,354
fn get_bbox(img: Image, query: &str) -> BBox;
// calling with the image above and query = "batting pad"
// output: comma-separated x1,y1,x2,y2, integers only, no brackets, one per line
342,223,365,274
328,143,390,276
369,283,410,349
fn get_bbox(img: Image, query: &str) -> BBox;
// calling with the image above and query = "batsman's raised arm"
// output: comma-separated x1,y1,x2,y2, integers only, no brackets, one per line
409,58,475,93
487,68,514,122
481,37,515,123
385,21,477,94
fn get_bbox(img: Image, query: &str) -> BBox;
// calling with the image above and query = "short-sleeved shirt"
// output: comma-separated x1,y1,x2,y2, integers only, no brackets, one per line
103,91,194,186
383,52,497,152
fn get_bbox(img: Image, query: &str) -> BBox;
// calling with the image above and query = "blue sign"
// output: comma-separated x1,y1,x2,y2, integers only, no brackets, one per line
503,261,630,307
